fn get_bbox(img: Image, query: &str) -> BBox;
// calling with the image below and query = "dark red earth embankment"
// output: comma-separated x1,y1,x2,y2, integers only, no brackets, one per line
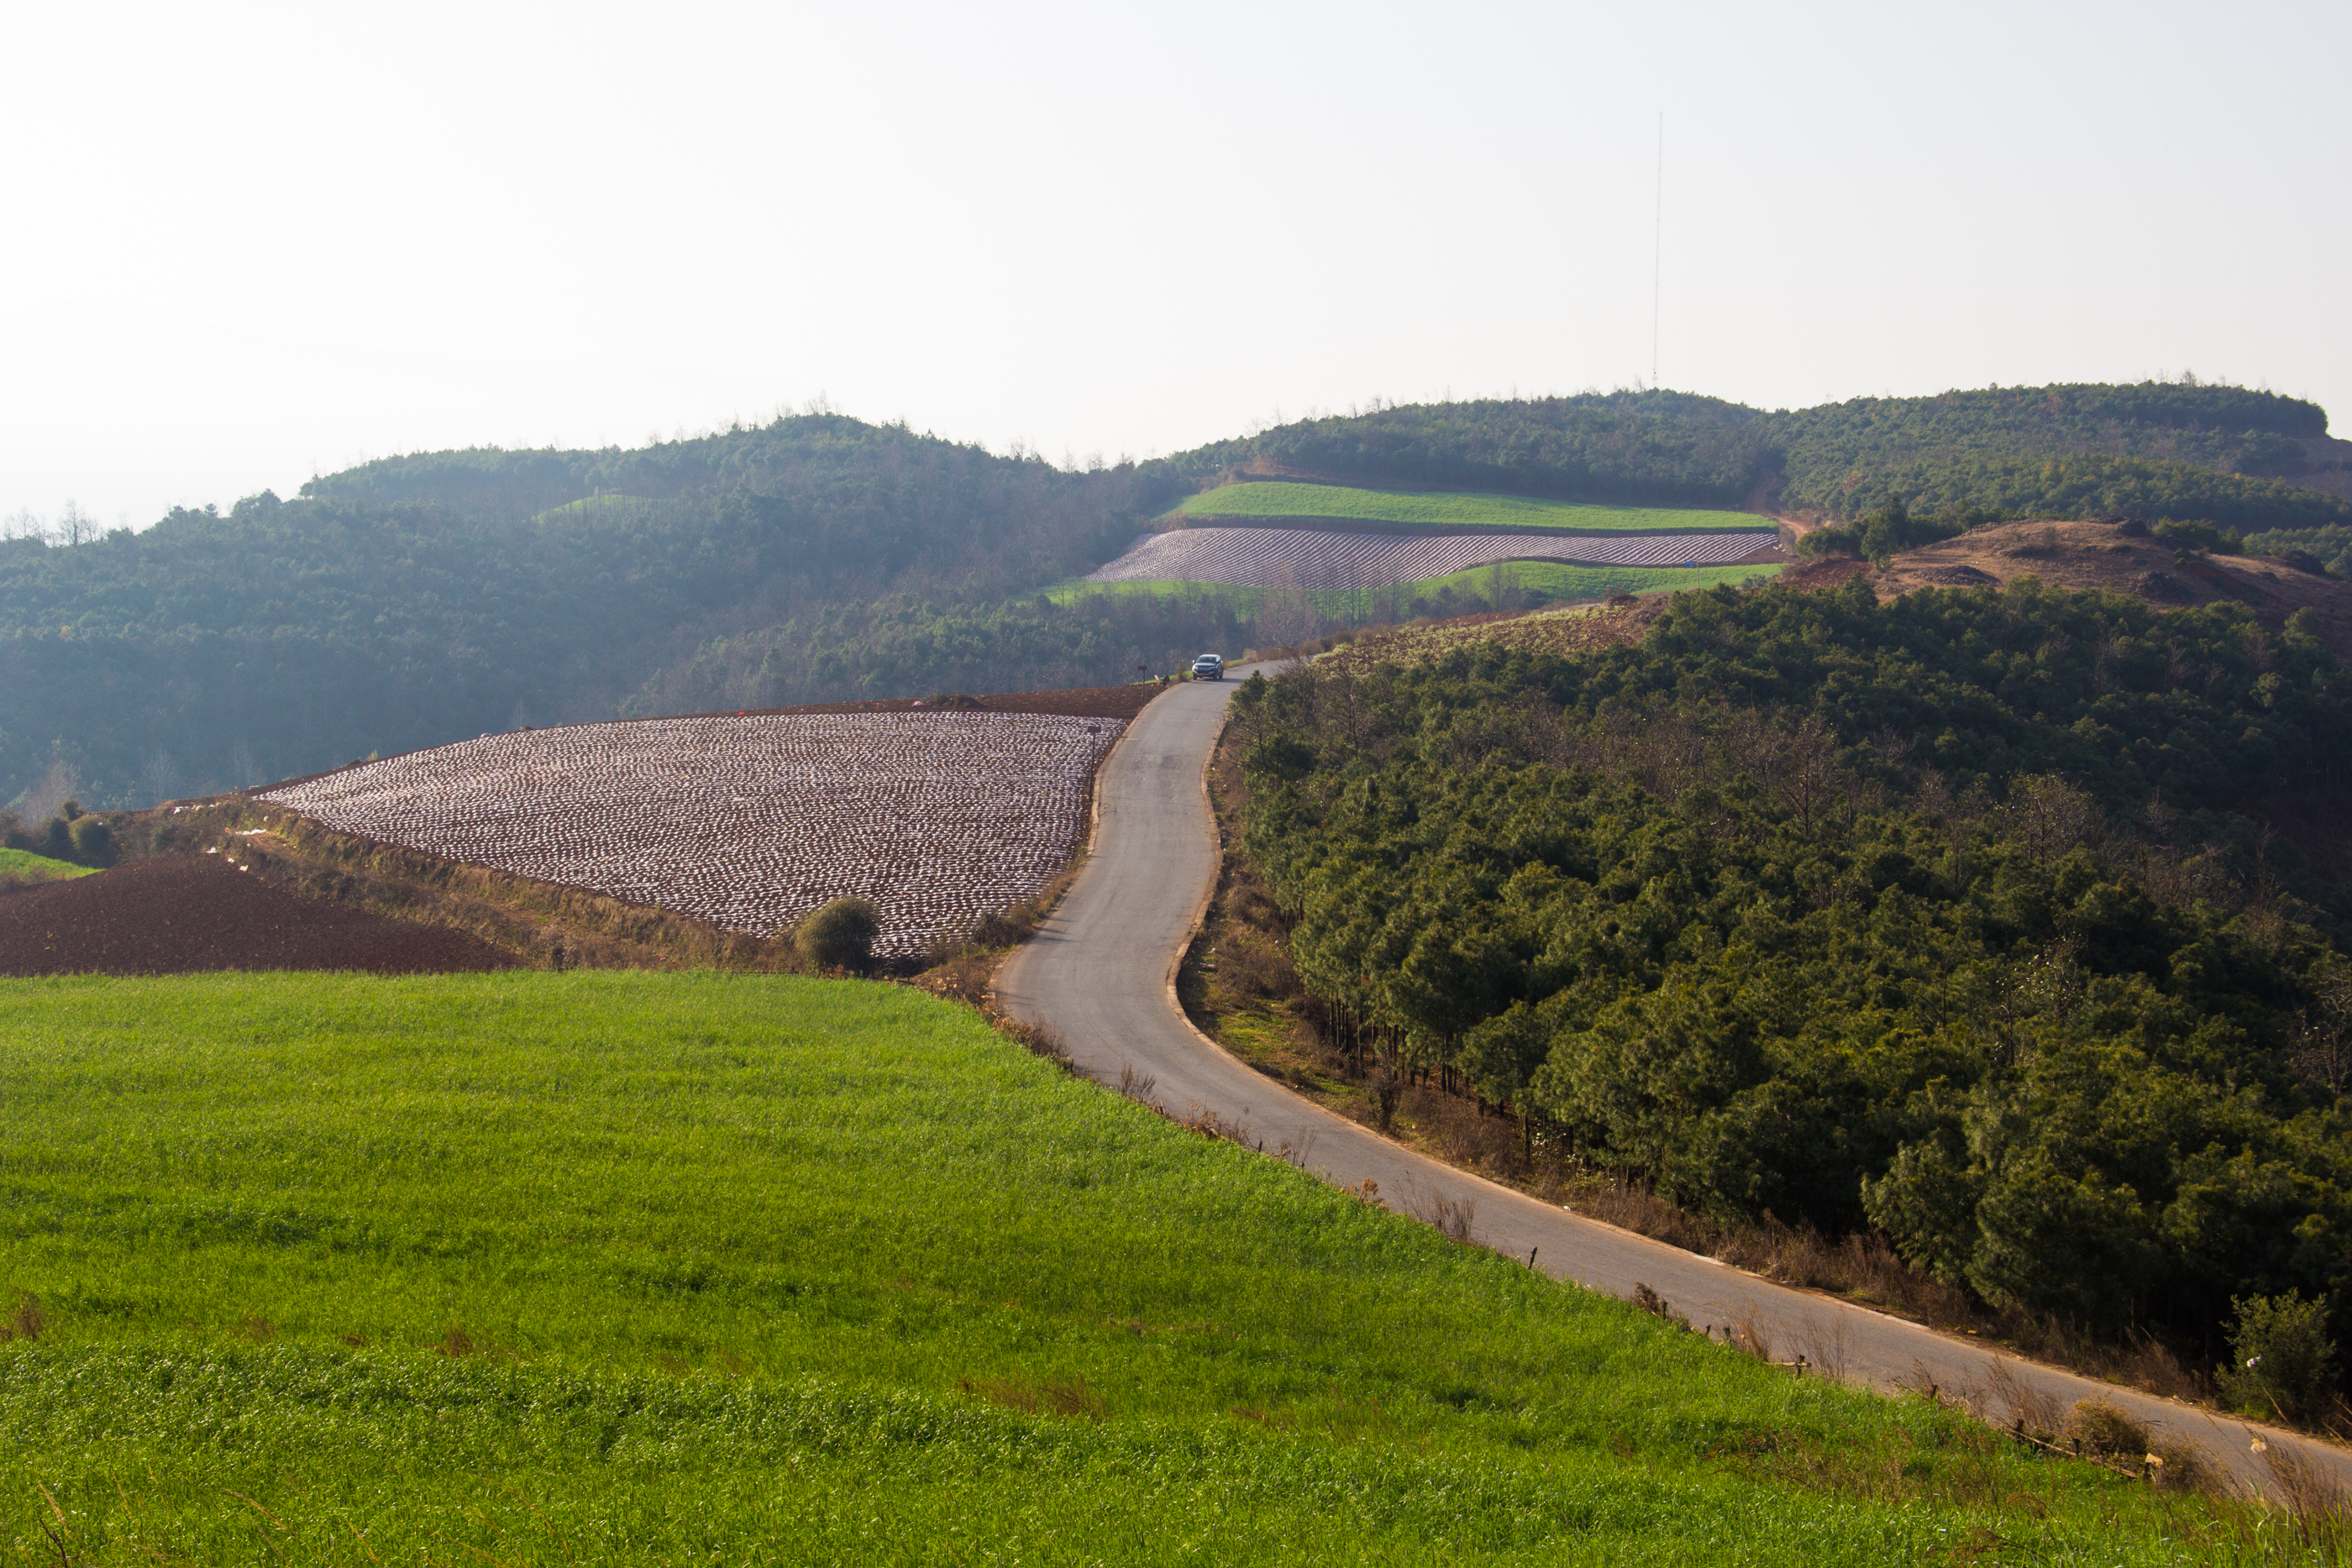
0,855,518,976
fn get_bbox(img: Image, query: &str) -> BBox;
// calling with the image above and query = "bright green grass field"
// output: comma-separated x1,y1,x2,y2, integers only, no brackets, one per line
1166,481,1774,534
0,973,2223,1565
0,849,92,884
1054,560,1782,618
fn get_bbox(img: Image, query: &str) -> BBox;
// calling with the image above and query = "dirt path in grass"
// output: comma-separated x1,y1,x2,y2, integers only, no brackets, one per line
993,667,2349,1497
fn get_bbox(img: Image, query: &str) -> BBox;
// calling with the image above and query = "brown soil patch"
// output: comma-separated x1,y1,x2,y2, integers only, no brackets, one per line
1868,519,2352,661
1772,558,1875,594
0,855,519,976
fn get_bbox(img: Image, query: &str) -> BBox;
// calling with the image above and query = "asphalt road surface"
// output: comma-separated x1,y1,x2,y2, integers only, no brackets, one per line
995,666,2341,1493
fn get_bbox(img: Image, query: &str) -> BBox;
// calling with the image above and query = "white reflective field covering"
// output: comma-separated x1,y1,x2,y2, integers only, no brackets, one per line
262,711,1123,956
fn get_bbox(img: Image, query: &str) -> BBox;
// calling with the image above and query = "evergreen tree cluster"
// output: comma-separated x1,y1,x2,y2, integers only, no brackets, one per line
1236,578,2352,1346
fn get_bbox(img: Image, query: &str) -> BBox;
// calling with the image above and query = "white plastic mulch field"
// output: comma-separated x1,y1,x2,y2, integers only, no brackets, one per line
260,711,1124,957
1083,526,1772,590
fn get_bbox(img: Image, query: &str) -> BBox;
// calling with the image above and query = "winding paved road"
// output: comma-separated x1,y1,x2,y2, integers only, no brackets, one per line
995,669,2339,1493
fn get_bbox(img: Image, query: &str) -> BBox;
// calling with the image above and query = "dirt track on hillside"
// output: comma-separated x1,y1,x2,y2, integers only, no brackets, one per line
0,855,518,975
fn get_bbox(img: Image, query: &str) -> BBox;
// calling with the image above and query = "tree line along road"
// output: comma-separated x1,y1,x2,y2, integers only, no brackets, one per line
992,664,2345,1495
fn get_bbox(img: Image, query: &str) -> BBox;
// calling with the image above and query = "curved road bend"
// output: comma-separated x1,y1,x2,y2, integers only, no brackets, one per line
995,669,2340,1492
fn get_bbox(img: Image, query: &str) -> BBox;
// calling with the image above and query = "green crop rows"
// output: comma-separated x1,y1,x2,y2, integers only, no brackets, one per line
0,973,2249,1563
1165,481,1774,534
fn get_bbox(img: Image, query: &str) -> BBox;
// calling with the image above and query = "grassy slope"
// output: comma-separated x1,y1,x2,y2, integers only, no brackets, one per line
0,849,93,884
1053,561,1784,619
0,973,2229,1565
1168,481,1773,533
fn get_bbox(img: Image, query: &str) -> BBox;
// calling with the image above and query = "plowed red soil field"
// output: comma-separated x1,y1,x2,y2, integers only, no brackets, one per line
0,856,517,976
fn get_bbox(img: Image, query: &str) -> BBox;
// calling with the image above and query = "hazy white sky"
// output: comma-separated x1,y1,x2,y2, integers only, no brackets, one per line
3,1,2344,528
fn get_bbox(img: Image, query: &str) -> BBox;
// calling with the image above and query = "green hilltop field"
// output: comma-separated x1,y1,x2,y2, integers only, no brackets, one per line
0,970,2241,1564
1163,481,1774,535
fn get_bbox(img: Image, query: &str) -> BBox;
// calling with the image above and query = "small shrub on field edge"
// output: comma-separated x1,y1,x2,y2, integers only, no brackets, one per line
2217,1289,2336,1424
795,896,883,973
68,812,115,867
2060,1399,2147,1460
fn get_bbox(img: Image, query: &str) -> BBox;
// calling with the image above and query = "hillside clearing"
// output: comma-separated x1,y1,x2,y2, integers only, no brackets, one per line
1867,517,2352,660
0,972,2263,1564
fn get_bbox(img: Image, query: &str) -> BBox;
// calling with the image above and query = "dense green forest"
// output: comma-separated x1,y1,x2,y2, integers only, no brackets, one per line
4,380,2344,810
1232,577,2352,1354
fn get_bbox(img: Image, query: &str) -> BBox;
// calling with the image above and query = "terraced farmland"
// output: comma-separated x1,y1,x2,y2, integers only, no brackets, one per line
1084,524,1773,590
260,712,1124,957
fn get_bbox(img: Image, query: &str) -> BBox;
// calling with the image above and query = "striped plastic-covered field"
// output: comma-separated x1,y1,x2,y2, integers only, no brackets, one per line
260,712,1122,957
1084,527,1768,590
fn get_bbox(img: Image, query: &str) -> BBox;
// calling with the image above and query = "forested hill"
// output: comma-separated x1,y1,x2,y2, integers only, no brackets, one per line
7,381,2351,813
297,415,1176,598
1170,391,1772,510
1174,382,2352,535
0,417,1180,807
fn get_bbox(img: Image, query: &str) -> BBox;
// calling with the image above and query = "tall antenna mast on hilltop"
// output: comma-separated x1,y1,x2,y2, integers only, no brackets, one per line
1651,112,1663,391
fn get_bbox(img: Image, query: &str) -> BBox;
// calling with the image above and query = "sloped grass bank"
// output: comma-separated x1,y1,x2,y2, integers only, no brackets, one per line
1168,481,1772,534
0,973,2250,1562
0,848,95,888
